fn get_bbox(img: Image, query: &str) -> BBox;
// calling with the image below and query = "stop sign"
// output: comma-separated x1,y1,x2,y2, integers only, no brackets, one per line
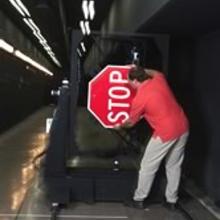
87,65,136,128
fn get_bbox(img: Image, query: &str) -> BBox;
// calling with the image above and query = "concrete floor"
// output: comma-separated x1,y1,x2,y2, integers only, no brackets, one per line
0,107,53,219
0,107,218,220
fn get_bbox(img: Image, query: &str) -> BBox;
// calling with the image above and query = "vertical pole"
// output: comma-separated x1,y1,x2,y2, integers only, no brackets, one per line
69,30,83,154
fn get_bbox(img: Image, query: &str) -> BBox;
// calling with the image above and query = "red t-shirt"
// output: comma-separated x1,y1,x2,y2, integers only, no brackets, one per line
129,72,189,142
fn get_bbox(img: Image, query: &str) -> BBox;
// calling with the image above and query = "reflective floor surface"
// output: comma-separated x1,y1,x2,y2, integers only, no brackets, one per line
0,106,53,219
0,107,218,220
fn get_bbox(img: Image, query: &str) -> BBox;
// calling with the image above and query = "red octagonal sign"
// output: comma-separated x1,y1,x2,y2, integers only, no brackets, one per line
87,65,136,128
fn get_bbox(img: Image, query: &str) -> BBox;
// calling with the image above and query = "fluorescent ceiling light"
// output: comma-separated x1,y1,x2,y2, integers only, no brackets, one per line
9,0,25,16
8,0,30,17
16,0,31,17
0,39,54,76
23,18,61,67
9,0,61,67
80,42,86,52
23,18,35,31
41,42,49,50
15,50,34,64
47,51,55,56
14,50,53,76
82,0,95,20
28,19,41,34
34,32,47,44
79,20,86,35
77,48,82,57
51,57,61,67
0,39,14,53
23,18,47,44
44,46,52,52
88,0,95,20
43,44,51,50
85,21,91,35
82,0,89,20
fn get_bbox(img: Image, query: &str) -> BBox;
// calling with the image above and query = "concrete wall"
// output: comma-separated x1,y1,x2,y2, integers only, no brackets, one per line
168,31,220,203
0,10,56,133
0,10,54,70
84,0,170,73
101,0,170,34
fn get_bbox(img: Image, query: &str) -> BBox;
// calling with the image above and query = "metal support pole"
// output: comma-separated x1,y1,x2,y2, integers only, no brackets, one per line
69,30,83,153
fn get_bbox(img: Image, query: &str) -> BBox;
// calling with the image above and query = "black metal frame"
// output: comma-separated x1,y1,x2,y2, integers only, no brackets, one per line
43,30,170,220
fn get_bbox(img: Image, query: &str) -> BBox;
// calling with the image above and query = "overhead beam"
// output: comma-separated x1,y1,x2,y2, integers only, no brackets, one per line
57,0,69,60
92,30,167,38
84,0,171,73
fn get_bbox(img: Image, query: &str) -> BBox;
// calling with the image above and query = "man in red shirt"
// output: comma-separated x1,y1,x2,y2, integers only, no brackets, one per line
115,66,189,210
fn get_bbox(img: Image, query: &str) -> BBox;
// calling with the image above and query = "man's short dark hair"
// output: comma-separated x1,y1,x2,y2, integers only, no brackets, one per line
128,66,152,82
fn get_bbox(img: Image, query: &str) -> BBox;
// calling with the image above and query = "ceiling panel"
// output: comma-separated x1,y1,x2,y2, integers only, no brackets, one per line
1,0,114,68
139,0,220,35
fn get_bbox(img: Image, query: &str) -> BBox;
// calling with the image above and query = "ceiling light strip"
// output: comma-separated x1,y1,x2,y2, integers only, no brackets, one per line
77,48,82,57
9,0,25,16
16,0,31,17
82,0,95,20
0,38,53,76
84,21,91,35
51,57,61,66
81,42,86,52
0,39,14,53
23,18,47,44
82,0,89,20
88,0,95,20
79,20,86,35
15,50,53,75
8,0,61,67
23,18,61,67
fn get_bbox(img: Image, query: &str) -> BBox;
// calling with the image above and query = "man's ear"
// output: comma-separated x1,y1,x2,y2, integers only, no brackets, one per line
132,79,136,84
133,79,139,85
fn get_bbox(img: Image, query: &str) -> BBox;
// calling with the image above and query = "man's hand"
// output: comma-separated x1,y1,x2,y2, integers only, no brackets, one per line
112,123,122,130
112,119,134,130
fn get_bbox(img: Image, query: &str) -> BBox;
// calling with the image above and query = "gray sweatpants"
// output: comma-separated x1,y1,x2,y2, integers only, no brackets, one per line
133,132,189,203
